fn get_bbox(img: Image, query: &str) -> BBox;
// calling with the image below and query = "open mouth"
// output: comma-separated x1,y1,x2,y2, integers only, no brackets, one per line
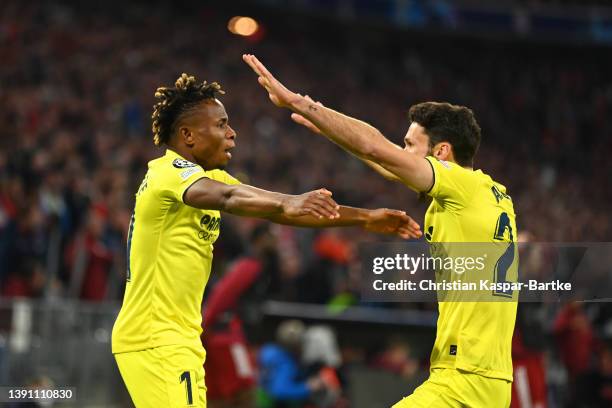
224,146,234,159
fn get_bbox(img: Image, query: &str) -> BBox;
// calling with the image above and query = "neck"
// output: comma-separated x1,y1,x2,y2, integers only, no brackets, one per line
440,157,472,170
167,143,195,163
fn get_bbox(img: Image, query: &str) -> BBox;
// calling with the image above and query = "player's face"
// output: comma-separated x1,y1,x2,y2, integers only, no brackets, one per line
181,99,236,170
403,122,432,157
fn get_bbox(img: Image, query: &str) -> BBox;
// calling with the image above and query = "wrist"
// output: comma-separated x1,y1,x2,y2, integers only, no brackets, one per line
361,209,374,223
279,194,294,214
352,207,373,225
290,94,311,113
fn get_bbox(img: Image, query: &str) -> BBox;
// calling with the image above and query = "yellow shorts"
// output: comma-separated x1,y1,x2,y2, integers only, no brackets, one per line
115,345,207,407
392,368,511,408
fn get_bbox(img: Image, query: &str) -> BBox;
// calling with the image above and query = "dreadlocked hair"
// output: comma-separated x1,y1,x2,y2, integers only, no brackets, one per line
151,73,225,146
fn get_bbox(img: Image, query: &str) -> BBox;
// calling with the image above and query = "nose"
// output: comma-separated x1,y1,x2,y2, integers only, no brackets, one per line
227,125,236,139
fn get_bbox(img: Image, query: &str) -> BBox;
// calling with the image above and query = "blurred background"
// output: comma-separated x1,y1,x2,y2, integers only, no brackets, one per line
1,0,612,407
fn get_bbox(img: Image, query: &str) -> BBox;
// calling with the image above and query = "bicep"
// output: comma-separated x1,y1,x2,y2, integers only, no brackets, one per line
363,159,402,182
369,141,434,192
183,177,232,210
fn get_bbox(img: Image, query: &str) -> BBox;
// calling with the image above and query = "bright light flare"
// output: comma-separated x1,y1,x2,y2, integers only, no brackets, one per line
228,16,259,37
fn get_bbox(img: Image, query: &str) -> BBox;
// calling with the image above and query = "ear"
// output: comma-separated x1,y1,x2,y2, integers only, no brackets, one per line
180,126,195,147
433,142,454,162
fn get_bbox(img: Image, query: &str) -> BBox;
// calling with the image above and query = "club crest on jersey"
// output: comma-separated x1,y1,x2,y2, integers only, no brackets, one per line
172,158,197,168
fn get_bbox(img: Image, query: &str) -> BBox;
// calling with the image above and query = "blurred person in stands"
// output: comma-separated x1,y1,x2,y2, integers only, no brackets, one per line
258,320,331,408
553,301,597,405
202,223,279,408
246,54,518,408
64,203,113,301
575,340,612,407
111,73,421,408
302,325,347,408
511,231,547,408
371,338,420,381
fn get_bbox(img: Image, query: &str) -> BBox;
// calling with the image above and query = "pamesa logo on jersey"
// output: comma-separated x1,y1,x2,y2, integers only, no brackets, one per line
198,214,221,241
172,158,197,168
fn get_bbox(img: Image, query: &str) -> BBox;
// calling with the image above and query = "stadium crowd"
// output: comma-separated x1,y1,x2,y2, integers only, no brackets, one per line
1,1,612,406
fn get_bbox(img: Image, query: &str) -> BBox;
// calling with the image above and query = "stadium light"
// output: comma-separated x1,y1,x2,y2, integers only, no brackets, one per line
228,16,259,37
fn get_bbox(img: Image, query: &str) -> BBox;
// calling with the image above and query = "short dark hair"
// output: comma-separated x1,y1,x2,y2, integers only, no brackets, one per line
408,102,481,166
151,73,224,146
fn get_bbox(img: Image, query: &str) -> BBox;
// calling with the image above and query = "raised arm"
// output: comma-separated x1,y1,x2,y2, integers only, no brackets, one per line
290,101,402,183
243,54,433,192
184,178,340,219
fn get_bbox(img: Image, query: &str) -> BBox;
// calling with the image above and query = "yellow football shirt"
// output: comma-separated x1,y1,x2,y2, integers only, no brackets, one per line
424,156,518,381
112,149,240,354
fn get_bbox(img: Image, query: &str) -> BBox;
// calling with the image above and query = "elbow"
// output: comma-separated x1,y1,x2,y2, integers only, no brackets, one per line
359,131,387,162
218,185,236,212
364,143,385,163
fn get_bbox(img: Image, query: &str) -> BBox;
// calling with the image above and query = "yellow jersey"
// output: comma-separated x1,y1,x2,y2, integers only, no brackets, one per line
112,149,240,354
424,156,518,381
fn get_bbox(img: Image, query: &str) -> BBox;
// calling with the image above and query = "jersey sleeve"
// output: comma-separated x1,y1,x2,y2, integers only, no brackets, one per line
158,164,241,203
157,163,207,203
425,156,480,211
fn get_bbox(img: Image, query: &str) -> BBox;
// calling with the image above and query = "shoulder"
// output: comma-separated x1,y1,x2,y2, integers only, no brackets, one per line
206,169,241,185
156,156,204,186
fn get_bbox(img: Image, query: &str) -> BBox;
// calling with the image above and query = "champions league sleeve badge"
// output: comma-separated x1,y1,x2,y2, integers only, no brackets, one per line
172,158,198,168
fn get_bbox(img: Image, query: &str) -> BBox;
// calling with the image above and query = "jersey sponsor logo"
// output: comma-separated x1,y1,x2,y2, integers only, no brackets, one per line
172,158,198,168
449,345,457,355
198,214,221,240
180,167,202,180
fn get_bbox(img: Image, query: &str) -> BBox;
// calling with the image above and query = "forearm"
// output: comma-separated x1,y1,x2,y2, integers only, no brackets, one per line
291,96,387,161
290,97,430,191
268,205,370,227
221,184,287,217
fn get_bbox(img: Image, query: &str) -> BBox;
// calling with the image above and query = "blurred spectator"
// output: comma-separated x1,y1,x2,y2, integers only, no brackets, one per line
302,326,346,408
258,320,327,407
370,338,419,380
553,303,597,380
574,341,612,408
64,204,114,301
202,223,277,408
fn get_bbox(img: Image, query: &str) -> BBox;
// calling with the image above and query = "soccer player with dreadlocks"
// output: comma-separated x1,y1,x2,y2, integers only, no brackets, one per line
111,73,422,407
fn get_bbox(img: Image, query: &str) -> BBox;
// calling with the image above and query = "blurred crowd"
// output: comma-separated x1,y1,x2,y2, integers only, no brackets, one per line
1,0,610,299
1,1,612,407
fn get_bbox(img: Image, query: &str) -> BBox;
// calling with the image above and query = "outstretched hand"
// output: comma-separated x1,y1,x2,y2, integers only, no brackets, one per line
282,188,340,219
364,209,422,239
243,54,300,108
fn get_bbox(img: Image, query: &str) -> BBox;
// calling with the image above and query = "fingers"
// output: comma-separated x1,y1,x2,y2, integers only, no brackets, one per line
243,54,274,81
381,209,422,239
304,95,324,107
383,209,411,222
291,113,322,134
242,54,263,76
302,189,339,219
248,54,274,79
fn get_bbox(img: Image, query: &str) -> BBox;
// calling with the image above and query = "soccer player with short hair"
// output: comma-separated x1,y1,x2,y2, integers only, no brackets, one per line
244,54,518,407
111,73,422,407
